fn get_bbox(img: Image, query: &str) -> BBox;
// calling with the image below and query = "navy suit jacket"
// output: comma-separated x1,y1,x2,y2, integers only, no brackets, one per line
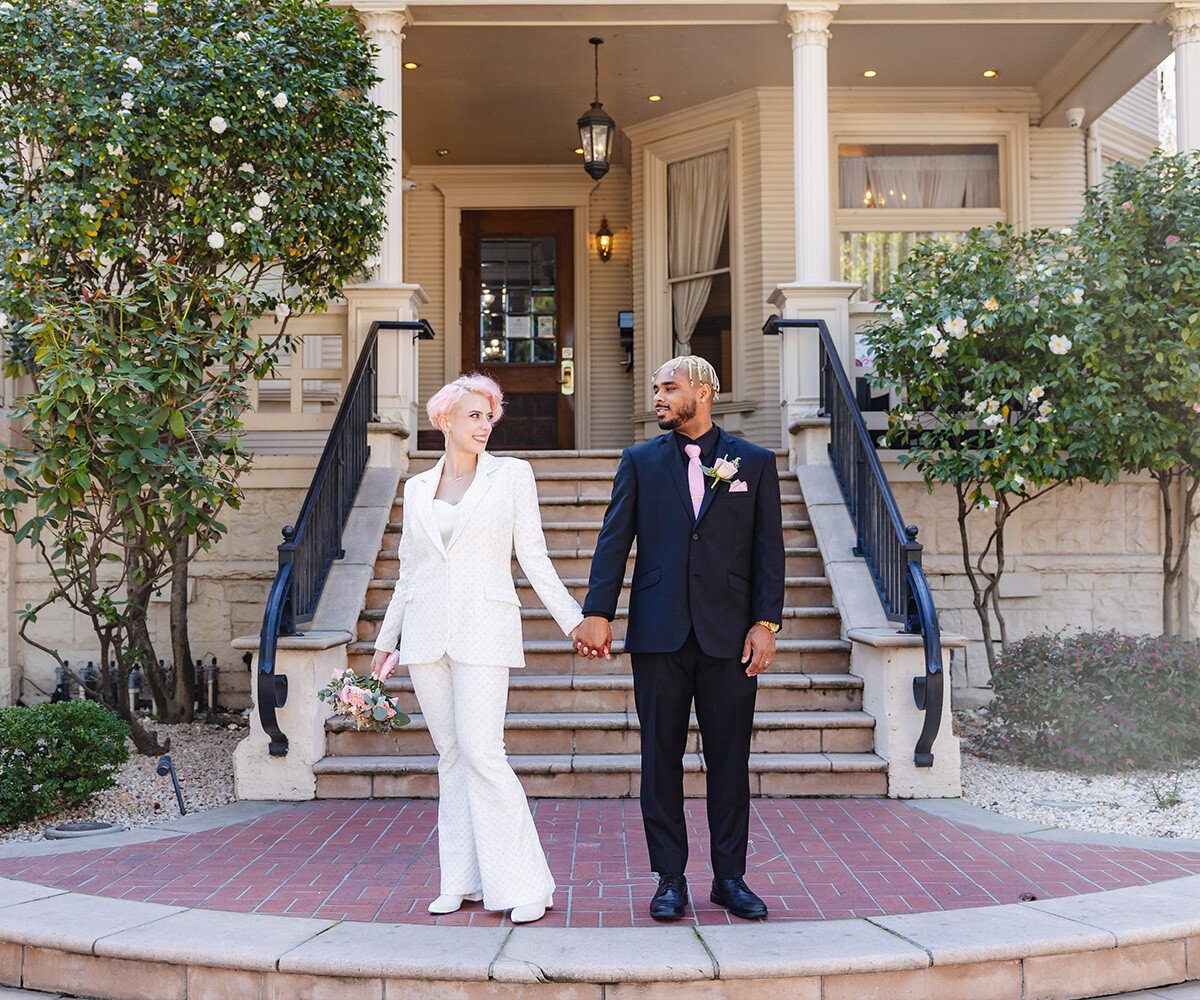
582,427,786,659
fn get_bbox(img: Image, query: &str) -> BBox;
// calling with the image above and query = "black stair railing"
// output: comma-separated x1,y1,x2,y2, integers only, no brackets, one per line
763,316,944,767
256,319,435,756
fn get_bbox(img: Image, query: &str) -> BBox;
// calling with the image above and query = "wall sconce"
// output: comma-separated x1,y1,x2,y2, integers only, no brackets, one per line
595,216,614,261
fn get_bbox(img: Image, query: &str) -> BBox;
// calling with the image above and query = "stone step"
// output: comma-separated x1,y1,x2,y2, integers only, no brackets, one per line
372,546,826,579
325,709,875,757
379,671,863,713
313,750,889,799
347,638,852,676
364,575,836,610
355,604,843,643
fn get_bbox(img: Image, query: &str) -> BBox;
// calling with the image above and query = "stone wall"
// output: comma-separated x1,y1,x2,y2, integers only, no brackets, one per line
886,456,1173,707
7,457,313,710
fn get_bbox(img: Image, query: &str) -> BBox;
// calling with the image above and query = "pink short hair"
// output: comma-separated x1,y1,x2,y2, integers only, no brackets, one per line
426,372,505,428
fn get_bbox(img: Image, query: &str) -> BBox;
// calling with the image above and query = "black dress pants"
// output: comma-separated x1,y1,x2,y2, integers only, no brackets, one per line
630,628,758,879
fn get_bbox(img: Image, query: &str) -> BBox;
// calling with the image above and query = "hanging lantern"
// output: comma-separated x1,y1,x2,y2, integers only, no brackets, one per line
578,37,616,181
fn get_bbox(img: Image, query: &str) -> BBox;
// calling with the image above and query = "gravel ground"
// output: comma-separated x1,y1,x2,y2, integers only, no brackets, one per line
0,720,243,845
957,710,1200,841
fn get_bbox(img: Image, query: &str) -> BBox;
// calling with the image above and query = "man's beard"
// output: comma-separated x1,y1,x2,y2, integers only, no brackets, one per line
656,396,697,430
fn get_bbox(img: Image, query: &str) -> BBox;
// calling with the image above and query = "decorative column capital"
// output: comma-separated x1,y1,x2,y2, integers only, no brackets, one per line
784,2,838,47
1169,2,1200,44
359,8,409,41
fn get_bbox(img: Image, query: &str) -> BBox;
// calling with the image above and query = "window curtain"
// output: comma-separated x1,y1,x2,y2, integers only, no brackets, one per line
838,153,999,209
668,149,729,349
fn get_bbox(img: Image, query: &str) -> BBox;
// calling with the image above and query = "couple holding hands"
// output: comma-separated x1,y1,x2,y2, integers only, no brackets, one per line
369,355,785,925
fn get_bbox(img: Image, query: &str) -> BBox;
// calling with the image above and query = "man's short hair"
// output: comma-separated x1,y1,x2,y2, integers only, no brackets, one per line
654,355,720,398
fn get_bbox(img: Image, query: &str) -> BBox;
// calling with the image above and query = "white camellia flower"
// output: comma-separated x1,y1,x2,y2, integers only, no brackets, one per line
272,91,289,109
209,116,227,134
1063,287,1084,306
889,307,904,324
121,92,135,109
930,339,949,360
1019,442,1033,454
976,496,993,510
1027,385,1045,403
920,325,940,342
208,231,225,249
158,107,170,119
106,142,123,156
253,191,271,207
967,255,980,272
230,222,246,234
248,205,264,222
944,316,968,339
274,302,291,322
125,56,143,73
359,195,373,207
1048,335,1072,355
1038,400,1053,417
972,318,986,335
983,413,1005,429
963,391,975,406
238,162,255,174
144,0,158,13
235,31,251,41
0,3,13,12
80,204,97,217
256,88,267,99
982,296,999,312
1028,294,1041,309
1012,474,1025,488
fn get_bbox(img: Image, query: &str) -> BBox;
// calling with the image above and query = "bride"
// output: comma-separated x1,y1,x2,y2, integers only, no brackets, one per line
370,373,584,924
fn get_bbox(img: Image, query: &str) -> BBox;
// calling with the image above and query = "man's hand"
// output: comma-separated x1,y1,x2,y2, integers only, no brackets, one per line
370,649,398,682
741,624,776,677
573,615,612,659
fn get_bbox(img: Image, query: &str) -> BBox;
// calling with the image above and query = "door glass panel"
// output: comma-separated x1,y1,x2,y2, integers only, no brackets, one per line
839,230,966,299
478,236,556,365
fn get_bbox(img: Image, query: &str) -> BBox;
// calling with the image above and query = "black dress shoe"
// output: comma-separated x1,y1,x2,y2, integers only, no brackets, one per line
649,872,688,921
710,877,768,919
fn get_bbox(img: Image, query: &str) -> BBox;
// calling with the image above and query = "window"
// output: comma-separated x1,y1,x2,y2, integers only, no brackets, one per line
836,140,1007,299
667,149,731,389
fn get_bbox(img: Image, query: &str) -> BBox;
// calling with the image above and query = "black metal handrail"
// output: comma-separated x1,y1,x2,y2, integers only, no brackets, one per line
763,316,944,767
256,319,434,756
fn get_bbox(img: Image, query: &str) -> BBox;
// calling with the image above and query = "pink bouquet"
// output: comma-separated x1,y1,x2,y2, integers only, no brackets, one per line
317,665,410,733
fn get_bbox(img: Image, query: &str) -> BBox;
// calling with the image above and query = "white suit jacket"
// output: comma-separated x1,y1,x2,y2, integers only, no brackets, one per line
373,452,584,668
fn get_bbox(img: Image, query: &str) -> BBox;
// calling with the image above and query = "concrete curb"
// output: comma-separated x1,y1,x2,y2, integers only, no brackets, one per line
0,874,1197,999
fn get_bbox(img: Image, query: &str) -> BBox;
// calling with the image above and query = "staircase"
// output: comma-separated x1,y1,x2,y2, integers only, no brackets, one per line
313,450,887,798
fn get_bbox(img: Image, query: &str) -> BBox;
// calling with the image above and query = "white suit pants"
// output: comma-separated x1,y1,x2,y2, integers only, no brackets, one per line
408,656,556,911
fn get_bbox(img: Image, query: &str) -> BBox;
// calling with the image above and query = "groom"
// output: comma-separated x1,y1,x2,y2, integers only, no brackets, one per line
574,355,784,921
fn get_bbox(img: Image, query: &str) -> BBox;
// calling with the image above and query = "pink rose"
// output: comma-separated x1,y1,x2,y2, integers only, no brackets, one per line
1193,402,1200,414
331,666,346,680
349,687,369,708
712,457,738,480
338,685,353,703
1121,201,1134,212
1166,234,1181,244
383,703,397,720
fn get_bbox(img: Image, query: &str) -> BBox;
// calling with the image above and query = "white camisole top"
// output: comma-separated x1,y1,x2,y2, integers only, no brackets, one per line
432,498,458,546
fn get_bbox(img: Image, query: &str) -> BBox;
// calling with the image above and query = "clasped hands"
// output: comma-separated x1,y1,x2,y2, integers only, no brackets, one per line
571,616,776,677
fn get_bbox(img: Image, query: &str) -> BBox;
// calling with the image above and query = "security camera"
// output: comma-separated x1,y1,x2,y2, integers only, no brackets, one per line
1065,107,1085,129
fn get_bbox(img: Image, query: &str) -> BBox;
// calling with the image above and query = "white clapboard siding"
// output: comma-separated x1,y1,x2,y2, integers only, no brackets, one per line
586,168,635,448
1029,127,1086,231
1097,71,1160,169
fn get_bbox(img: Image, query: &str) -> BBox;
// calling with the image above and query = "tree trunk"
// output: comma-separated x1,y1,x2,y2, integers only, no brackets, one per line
112,646,167,755
956,486,999,680
169,533,195,723
1160,473,1180,636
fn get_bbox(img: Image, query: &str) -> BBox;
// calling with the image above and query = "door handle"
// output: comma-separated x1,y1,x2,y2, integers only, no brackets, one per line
558,359,575,395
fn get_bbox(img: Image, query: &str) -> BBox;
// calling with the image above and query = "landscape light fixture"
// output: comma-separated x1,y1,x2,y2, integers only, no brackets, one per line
577,37,616,181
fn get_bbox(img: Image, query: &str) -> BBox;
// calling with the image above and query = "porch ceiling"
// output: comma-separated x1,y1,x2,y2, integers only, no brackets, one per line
399,14,1170,166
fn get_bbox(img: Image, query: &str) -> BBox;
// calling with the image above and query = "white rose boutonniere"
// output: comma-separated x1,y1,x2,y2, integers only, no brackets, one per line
702,454,741,490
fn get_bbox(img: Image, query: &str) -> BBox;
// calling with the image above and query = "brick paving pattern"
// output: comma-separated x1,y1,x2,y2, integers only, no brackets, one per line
1,799,1197,927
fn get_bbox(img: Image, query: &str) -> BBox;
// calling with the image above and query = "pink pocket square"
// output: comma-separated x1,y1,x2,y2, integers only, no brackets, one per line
728,479,748,493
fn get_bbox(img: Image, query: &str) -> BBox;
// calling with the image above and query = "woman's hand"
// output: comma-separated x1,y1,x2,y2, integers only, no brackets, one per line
371,649,398,682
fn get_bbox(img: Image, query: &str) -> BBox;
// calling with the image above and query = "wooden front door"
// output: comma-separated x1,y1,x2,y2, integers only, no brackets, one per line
460,209,575,450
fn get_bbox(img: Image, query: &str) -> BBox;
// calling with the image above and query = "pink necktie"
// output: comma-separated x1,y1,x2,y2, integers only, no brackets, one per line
685,443,704,520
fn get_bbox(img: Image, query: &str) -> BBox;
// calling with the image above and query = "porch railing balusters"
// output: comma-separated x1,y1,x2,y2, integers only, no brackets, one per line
256,319,436,756
762,316,944,767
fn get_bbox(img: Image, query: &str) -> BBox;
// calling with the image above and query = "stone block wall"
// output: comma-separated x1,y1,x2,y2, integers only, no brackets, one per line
6,458,312,711
886,456,1180,707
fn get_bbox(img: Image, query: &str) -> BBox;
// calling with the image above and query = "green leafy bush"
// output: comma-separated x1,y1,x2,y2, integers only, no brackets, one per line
0,701,130,825
984,630,1200,771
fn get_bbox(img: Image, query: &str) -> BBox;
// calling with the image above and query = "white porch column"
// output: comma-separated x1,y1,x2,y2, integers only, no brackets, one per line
773,2,858,449
352,7,426,436
1170,3,1200,153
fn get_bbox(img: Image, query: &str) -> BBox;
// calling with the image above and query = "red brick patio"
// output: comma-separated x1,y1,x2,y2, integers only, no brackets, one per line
1,799,1197,928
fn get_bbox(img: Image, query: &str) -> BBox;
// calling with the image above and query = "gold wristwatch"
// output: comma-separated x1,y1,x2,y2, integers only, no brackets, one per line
755,620,781,634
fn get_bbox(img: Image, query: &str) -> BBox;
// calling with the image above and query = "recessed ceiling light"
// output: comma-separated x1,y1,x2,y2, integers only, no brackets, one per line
862,70,877,79
436,148,449,157
403,61,420,70
983,69,998,78
574,147,584,155
648,94,662,102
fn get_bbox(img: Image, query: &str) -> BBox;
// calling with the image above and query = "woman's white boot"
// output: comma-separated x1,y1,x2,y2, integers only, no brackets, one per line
428,891,483,915
510,893,554,924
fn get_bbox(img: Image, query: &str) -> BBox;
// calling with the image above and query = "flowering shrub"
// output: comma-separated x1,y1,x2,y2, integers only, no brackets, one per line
0,0,389,741
318,667,410,734
983,630,1200,771
863,225,1116,673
